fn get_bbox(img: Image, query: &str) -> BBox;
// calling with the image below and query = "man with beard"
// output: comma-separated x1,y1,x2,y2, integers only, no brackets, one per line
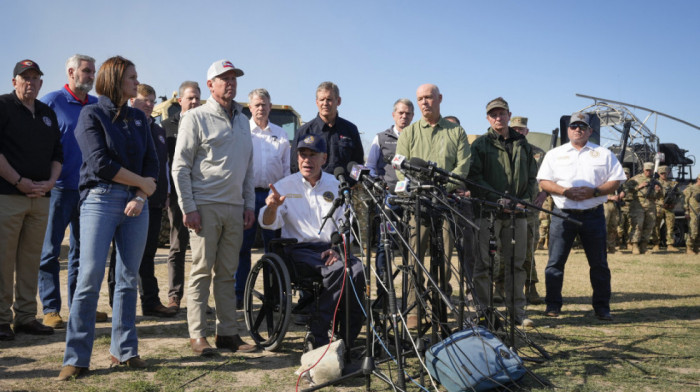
37,55,103,329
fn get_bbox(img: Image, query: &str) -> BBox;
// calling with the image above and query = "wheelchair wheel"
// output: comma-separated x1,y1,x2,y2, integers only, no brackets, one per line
243,254,292,351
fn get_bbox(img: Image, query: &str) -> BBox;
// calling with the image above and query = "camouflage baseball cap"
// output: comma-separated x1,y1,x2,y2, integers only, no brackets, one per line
658,165,669,174
510,116,528,128
643,162,654,170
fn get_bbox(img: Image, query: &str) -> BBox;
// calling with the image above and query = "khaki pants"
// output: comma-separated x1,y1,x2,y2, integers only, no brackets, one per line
406,214,454,315
186,203,244,338
0,195,49,325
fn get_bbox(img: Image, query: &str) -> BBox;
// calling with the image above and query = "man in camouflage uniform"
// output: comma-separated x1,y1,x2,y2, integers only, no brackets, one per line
625,162,661,254
603,192,620,253
506,116,544,304
652,165,680,251
683,174,700,254
617,168,632,249
538,195,552,250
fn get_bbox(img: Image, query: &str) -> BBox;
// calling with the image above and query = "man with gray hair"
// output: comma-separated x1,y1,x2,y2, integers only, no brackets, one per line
37,54,102,329
290,81,363,173
161,80,201,312
172,60,256,355
234,88,290,308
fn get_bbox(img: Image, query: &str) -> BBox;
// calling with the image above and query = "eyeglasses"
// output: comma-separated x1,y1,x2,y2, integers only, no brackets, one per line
569,124,589,130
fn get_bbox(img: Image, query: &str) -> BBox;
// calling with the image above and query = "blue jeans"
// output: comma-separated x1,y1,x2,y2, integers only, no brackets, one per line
545,205,611,313
63,183,149,367
38,187,80,314
236,190,277,302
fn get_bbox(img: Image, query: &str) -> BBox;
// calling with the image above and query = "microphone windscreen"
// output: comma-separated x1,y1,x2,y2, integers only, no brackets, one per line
334,166,346,180
409,157,428,168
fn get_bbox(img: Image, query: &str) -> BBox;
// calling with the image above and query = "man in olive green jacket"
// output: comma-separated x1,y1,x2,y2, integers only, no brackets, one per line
468,97,538,328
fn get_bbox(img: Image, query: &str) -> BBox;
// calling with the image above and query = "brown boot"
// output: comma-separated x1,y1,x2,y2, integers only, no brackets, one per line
632,244,641,255
652,244,660,252
525,283,544,305
687,247,696,255
667,245,679,252
639,242,648,254
536,238,545,250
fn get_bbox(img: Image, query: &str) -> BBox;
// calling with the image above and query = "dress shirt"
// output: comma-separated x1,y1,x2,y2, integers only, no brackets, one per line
537,141,626,210
250,118,290,189
259,172,346,244
40,85,97,190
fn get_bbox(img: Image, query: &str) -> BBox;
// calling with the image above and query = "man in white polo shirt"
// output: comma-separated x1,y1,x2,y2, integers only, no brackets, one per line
537,112,626,321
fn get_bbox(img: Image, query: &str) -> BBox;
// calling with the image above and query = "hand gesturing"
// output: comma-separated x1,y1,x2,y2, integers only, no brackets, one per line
265,183,286,208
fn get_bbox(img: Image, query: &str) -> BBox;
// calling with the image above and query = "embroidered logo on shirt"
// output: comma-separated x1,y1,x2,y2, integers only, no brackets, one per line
135,119,142,127
285,193,302,198
159,135,166,144
590,150,600,158
323,191,334,202
557,155,570,160
42,116,52,127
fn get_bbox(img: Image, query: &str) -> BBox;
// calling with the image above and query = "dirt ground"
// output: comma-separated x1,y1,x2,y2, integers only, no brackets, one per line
2,234,698,391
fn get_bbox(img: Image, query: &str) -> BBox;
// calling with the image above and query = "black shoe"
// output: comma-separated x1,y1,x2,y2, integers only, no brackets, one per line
595,310,613,321
303,332,316,353
236,300,243,311
293,313,310,326
544,308,560,318
0,324,14,341
13,320,54,335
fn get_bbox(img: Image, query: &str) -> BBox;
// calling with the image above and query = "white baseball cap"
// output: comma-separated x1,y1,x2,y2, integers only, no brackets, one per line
206,59,244,81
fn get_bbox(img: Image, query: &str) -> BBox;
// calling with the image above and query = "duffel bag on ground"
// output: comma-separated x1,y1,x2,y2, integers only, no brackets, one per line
425,326,526,391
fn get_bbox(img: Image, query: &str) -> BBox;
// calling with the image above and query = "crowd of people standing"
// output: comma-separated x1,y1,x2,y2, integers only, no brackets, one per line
0,54,697,383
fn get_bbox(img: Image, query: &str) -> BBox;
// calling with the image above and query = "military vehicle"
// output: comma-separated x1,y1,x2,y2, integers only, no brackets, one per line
152,92,302,140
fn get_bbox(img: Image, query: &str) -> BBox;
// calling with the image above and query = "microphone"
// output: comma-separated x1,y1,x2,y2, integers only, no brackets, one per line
391,154,431,177
347,162,386,192
333,166,352,205
410,157,468,187
318,197,343,234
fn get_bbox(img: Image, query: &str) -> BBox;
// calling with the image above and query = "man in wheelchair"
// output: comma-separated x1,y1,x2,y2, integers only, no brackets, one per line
259,135,365,349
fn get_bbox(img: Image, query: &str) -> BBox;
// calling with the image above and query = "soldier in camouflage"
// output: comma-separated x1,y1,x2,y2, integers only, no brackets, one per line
616,168,632,250
683,174,700,254
652,165,680,251
537,195,552,250
625,162,662,254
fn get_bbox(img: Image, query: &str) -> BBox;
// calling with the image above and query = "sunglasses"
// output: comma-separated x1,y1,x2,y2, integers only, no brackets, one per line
569,124,589,130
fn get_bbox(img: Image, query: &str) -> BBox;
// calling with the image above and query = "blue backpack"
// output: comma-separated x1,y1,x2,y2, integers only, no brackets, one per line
425,327,526,391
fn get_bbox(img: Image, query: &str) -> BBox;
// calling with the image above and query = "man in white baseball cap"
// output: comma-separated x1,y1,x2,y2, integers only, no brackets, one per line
172,59,257,356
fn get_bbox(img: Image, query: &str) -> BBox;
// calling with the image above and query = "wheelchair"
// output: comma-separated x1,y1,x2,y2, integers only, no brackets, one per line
242,238,323,351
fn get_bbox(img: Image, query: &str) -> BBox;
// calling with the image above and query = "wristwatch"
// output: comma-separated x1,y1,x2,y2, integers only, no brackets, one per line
593,188,601,197
134,196,146,203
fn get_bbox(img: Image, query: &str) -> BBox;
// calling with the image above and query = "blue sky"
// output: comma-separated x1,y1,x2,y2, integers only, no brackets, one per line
3,1,699,172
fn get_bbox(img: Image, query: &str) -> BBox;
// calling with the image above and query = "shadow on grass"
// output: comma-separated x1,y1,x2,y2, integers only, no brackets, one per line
561,292,700,305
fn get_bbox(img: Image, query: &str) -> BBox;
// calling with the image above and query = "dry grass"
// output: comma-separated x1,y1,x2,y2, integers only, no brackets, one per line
0,245,698,391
